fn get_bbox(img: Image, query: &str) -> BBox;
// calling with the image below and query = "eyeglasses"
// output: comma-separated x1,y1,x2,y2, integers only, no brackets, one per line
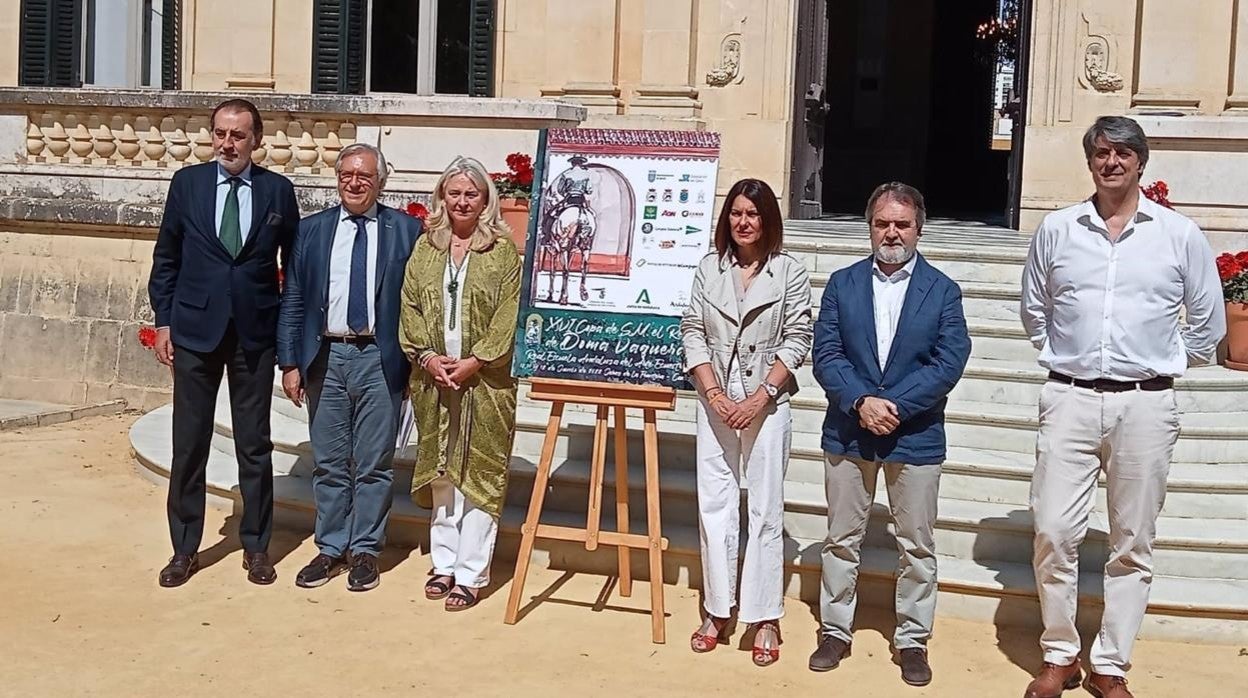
337,172,378,184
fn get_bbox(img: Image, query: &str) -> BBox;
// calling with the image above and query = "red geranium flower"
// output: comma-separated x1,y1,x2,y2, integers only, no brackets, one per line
138,326,157,348
1217,253,1243,282
405,202,429,220
1141,180,1173,209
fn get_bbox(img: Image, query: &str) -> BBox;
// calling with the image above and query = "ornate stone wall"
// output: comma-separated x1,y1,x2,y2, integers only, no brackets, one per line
1021,0,1248,250
0,88,583,407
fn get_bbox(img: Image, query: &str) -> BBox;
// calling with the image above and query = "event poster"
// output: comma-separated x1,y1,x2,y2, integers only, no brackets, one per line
512,128,722,388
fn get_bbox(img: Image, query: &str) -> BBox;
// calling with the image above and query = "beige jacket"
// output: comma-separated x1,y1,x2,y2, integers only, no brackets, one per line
680,251,813,403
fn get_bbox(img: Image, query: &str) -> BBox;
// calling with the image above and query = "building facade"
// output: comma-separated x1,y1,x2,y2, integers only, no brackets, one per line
2,0,1248,407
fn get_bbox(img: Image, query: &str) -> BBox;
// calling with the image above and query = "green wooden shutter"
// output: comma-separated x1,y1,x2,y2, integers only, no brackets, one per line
160,0,181,90
467,0,495,97
312,0,367,94
19,0,83,87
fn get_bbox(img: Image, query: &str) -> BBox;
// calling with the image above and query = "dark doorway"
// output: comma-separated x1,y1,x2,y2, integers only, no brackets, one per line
819,0,1013,223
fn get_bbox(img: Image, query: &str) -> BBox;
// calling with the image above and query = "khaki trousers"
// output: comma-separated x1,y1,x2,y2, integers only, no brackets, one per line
1031,381,1179,676
819,455,942,649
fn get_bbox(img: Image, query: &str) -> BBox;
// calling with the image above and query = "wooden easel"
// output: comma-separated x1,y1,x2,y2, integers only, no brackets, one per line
503,377,676,643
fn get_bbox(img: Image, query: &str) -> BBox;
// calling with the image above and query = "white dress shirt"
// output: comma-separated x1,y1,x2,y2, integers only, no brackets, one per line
1020,195,1226,380
872,255,916,372
443,253,471,358
326,204,379,336
214,162,253,243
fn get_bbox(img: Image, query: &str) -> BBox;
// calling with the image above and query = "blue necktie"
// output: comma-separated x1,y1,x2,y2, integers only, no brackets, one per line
347,215,369,334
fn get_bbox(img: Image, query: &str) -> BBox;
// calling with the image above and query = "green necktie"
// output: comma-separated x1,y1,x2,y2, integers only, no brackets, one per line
220,177,243,258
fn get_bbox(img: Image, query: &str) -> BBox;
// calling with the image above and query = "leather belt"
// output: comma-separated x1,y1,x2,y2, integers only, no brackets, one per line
324,334,376,346
1047,371,1173,392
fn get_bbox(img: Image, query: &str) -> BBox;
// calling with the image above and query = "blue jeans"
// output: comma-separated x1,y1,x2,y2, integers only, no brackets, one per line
305,342,402,558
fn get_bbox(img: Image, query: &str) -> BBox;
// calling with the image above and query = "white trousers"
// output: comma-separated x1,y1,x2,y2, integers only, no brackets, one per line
1031,381,1178,676
695,396,791,623
430,476,499,588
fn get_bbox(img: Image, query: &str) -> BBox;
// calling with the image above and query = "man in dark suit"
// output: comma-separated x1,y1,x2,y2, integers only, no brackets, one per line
148,99,300,587
808,182,971,686
276,143,421,591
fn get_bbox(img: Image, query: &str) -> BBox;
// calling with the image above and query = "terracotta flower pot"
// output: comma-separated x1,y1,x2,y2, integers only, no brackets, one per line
1226,302,1248,371
499,197,532,253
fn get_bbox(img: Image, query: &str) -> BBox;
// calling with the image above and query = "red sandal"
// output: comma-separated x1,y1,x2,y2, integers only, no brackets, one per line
690,616,729,653
751,621,781,667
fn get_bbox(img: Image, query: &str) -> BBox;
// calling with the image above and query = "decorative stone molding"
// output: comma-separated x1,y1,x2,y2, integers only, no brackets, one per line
1079,13,1123,93
706,34,743,87
1083,38,1123,92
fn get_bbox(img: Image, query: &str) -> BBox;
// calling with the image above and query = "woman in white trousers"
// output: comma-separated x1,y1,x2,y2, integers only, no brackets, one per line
680,178,813,666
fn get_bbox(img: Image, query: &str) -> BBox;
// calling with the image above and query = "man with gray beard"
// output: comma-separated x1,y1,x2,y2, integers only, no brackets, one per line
808,182,971,686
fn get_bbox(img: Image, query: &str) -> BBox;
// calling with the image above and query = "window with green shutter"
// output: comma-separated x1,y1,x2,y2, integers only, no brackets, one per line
313,0,368,94
365,0,495,97
19,0,84,87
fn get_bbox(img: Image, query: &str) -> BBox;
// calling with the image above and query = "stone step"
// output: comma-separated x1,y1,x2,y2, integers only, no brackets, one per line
807,276,1023,323
222,403,1248,581
255,381,1248,519
131,405,1248,644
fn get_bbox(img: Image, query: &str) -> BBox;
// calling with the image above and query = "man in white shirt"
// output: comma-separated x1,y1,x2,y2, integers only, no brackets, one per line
1020,116,1226,698
276,143,422,591
811,182,971,686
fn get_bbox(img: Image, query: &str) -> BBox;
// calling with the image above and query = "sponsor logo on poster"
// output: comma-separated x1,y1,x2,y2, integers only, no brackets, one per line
681,210,706,218
685,225,701,234
646,188,657,203
647,170,657,182
628,289,658,310
679,189,689,203
662,189,673,202
643,206,657,219
641,222,653,234
659,240,676,249
661,210,677,217
696,190,707,204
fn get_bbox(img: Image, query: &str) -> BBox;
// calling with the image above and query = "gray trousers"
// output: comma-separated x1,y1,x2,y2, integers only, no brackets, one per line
305,342,402,558
819,455,942,649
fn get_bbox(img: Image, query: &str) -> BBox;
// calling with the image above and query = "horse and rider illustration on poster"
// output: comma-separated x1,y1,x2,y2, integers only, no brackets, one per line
514,128,721,388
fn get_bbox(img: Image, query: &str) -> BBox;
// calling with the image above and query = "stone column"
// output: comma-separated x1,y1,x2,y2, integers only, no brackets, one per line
630,0,702,118
1132,0,1235,113
541,0,624,114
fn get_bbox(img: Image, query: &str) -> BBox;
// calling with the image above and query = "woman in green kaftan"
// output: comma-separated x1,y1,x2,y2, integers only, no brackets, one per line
398,156,521,611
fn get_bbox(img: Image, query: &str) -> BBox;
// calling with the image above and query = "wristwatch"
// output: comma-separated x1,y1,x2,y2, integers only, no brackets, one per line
762,381,779,400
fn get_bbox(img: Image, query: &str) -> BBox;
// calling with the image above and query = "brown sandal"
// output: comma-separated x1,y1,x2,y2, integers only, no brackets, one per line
424,575,454,600
445,585,480,611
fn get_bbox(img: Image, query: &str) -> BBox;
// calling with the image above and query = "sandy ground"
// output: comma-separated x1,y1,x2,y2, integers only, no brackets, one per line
0,414,1244,697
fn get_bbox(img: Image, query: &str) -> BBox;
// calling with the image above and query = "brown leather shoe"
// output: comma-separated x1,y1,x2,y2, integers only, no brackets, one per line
808,635,851,672
242,551,276,585
1023,661,1083,698
158,554,198,587
899,648,932,686
1086,673,1133,698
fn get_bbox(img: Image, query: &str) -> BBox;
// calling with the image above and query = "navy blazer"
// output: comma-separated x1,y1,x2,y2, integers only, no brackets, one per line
276,204,422,394
148,162,300,353
812,254,971,465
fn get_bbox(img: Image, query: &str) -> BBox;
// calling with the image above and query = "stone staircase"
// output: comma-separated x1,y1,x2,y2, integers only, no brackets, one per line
129,218,1248,643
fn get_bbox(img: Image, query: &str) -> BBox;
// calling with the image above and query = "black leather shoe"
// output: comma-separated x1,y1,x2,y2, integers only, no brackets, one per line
899,648,933,687
808,635,851,672
295,553,345,588
242,551,277,585
347,553,380,592
159,554,198,587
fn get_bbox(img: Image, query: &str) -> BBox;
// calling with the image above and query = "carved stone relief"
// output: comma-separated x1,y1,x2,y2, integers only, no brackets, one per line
706,34,743,87
1079,13,1123,92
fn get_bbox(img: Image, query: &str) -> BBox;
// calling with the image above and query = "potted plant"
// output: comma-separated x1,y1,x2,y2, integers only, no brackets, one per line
491,152,535,251
1217,250,1248,370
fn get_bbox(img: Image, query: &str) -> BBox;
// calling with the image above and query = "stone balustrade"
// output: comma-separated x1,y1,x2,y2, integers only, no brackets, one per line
0,88,586,180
